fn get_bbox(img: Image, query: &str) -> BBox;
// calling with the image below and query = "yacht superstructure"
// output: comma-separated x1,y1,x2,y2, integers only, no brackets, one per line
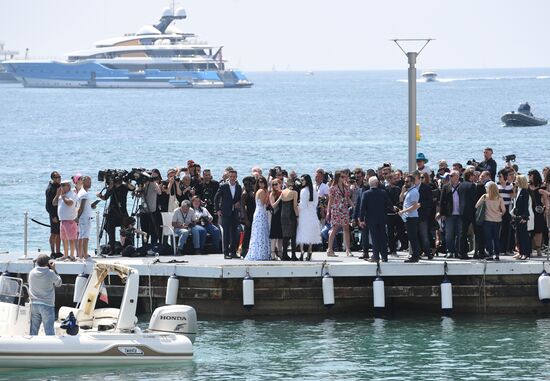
4,8,252,88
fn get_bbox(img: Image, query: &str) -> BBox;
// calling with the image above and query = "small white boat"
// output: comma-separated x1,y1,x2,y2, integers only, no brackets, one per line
0,263,196,368
421,71,437,82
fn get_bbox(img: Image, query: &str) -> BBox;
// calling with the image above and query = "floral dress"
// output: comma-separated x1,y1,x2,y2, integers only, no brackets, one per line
245,197,271,261
329,185,351,226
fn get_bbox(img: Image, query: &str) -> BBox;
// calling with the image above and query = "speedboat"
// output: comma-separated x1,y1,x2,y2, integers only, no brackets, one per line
0,263,196,368
3,8,252,88
501,102,547,127
421,71,437,82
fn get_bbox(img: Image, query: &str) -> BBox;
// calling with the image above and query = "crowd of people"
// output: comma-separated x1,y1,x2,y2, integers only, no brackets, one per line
44,151,550,263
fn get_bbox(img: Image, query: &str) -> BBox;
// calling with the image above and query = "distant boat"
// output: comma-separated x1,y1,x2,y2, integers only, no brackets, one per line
421,71,437,82
305,71,315,76
0,42,18,83
501,102,547,127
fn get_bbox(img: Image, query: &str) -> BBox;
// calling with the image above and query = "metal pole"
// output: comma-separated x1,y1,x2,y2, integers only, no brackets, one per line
96,210,100,255
407,52,417,173
23,211,28,259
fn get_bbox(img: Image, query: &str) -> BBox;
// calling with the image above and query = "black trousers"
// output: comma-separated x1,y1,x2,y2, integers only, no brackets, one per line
241,223,252,257
105,213,126,253
406,217,420,259
140,211,162,244
369,223,388,261
459,216,474,256
360,224,370,255
222,213,240,256
516,221,531,256
500,208,513,254
387,214,407,252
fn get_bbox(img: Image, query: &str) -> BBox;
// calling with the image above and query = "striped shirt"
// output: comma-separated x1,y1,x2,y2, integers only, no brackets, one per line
498,183,513,206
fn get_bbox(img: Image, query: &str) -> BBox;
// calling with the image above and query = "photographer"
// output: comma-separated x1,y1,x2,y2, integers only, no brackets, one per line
475,147,497,181
172,200,202,255
162,168,181,212
45,171,62,258
177,175,195,204
138,169,162,245
191,196,221,254
97,175,135,255
195,169,220,223
28,255,62,335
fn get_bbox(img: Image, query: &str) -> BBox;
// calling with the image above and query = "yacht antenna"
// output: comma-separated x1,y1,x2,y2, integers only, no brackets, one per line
390,38,434,172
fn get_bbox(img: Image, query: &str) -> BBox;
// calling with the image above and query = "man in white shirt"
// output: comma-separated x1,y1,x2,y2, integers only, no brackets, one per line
53,180,79,261
77,176,98,261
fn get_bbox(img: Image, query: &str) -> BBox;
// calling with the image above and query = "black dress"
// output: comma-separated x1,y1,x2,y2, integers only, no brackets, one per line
270,200,283,239
530,187,548,233
281,199,297,238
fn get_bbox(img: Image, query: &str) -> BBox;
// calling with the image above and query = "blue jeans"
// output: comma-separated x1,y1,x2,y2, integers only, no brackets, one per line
483,221,501,257
30,303,55,335
175,226,202,249
195,224,221,251
445,215,462,255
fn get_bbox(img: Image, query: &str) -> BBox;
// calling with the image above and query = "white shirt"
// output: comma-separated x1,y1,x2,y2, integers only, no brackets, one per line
58,190,78,221
78,188,94,220
229,182,236,198
315,182,329,198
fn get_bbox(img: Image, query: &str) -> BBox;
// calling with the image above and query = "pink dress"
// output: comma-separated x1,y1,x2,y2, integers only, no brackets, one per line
329,185,351,226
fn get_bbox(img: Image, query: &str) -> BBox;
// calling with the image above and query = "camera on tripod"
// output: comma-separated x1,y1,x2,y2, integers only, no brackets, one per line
98,169,129,183
127,168,154,185
502,154,516,163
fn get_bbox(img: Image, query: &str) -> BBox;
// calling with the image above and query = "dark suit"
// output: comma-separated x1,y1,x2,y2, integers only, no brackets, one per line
385,184,407,253
360,187,392,261
353,185,370,256
458,181,476,257
214,182,242,257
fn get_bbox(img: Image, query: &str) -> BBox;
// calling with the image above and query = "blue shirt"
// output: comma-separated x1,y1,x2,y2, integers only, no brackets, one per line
403,185,420,218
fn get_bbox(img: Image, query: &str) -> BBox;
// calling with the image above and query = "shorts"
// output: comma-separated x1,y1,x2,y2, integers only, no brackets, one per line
79,218,93,239
49,215,60,234
60,220,78,241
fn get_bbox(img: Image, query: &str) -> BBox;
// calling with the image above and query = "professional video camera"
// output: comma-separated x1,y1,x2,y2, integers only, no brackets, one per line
98,169,129,183
323,171,334,184
126,168,154,185
503,154,516,163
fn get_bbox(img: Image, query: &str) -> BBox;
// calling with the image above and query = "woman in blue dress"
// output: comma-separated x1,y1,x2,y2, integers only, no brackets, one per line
245,177,272,261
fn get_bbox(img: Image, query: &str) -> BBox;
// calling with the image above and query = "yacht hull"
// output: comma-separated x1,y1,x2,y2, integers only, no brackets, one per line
501,112,547,127
5,61,252,89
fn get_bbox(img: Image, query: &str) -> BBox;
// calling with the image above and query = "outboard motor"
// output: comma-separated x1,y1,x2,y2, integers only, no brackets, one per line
148,305,197,343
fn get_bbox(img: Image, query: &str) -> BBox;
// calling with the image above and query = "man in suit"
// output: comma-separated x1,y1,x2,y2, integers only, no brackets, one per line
439,170,462,258
457,169,477,259
214,170,242,259
359,176,393,262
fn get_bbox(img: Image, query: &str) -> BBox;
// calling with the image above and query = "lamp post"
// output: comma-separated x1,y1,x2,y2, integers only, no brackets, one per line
391,39,433,172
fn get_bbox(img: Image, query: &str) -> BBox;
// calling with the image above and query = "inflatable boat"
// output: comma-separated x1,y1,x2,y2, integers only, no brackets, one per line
501,102,547,127
0,263,196,368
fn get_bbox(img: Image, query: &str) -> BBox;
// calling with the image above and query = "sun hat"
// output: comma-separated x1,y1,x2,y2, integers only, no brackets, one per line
416,152,429,163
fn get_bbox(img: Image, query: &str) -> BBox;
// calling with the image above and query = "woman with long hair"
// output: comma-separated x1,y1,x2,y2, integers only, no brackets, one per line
513,175,534,260
280,178,299,261
528,169,548,256
327,170,353,256
245,177,271,261
269,179,284,259
296,174,322,261
475,181,505,260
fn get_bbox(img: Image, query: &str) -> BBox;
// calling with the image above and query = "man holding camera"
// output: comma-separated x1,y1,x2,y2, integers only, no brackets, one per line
97,176,135,255
138,172,162,245
28,254,62,335
475,148,497,181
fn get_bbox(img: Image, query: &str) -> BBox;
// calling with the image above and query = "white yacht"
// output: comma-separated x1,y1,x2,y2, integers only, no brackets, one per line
0,42,18,83
3,8,252,89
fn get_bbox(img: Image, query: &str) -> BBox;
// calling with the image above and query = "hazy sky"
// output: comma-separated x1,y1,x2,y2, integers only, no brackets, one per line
1,0,550,71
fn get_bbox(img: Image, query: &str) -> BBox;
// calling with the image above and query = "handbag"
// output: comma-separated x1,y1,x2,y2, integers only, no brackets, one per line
475,199,486,226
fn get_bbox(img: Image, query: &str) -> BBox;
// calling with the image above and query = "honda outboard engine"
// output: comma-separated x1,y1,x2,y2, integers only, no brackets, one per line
148,305,197,343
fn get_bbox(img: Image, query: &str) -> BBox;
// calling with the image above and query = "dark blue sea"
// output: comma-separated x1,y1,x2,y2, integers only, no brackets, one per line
1,68,549,252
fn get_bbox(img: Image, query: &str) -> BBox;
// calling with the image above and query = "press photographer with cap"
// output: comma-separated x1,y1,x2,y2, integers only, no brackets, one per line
28,254,62,335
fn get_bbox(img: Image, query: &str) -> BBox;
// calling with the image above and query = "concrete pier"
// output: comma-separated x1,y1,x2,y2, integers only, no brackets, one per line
1,252,549,316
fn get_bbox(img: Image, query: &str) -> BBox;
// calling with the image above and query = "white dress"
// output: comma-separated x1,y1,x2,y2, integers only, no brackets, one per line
296,188,322,244
245,197,271,261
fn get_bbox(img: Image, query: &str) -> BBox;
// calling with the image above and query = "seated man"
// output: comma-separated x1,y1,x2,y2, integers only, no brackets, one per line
172,200,201,255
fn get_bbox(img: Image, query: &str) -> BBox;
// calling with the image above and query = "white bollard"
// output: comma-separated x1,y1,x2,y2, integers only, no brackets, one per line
322,273,335,308
441,276,453,315
243,274,254,310
538,271,550,303
165,274,180,305
73,273,89,304
373,276,385,314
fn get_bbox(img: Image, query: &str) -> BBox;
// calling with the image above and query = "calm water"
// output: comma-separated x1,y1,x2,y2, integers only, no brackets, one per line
2,315,550,380
1,68,550,253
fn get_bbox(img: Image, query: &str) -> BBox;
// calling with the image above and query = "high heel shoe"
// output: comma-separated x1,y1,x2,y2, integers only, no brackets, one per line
327,249,338,257
299,252,304,261
306,252,312,261
346,251,353,257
